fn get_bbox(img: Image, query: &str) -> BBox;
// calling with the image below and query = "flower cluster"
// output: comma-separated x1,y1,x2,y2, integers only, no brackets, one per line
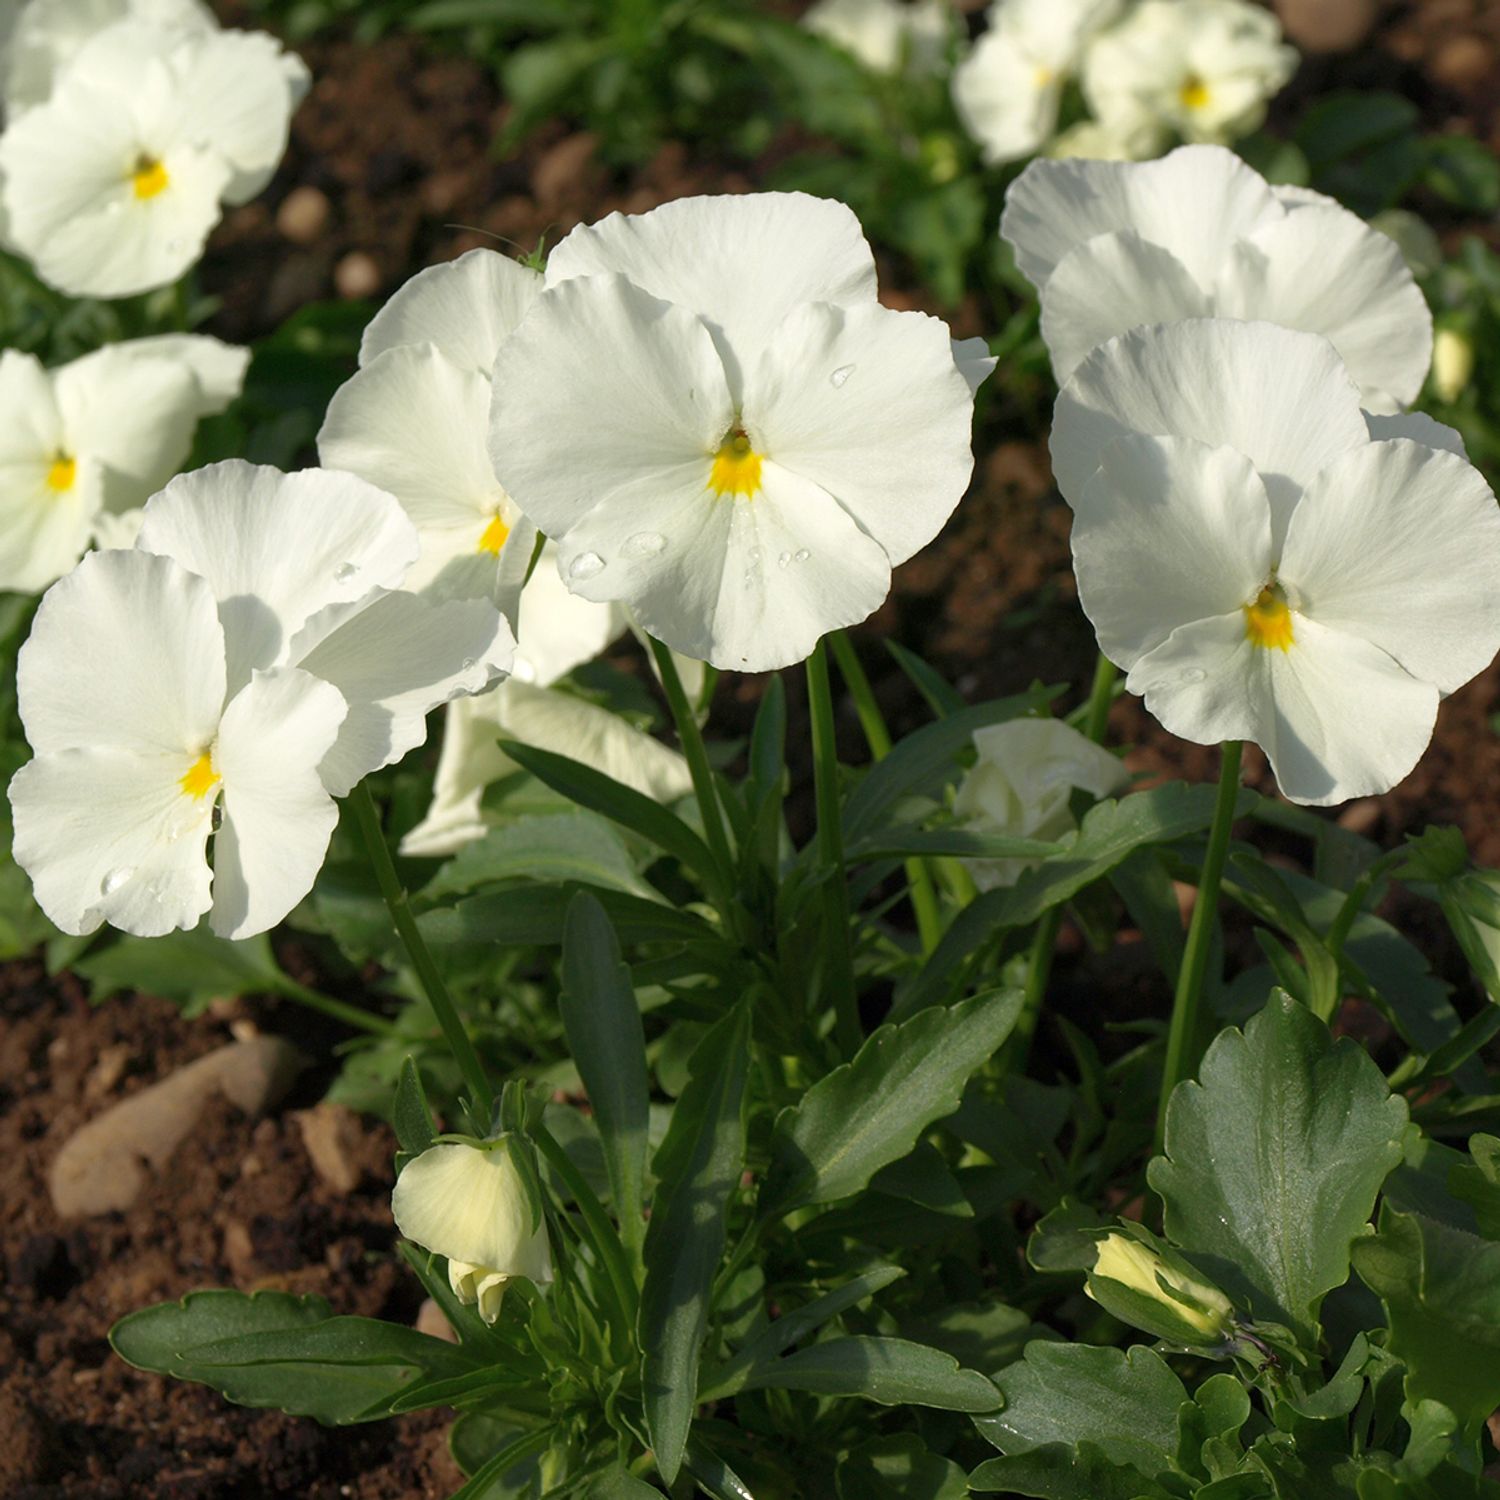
801,0,952,78
952,0,1295,166
0,0,307,296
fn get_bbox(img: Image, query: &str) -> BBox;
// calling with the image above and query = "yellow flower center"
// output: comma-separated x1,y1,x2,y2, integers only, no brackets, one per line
46,455,77,492
477,513,510,555
131,155,170,199
1179,76,1211,111
708,430,763,499
1033,64,1055,87
1244,586,1294,651
178,751,219,801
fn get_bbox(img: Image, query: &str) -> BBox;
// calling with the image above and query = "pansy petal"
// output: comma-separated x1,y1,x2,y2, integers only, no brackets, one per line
1039,229,1210,382
211,667,346,939
1280,440,1500,695
9,746,215,937
107,333,250,416
0,472,94,593
544,193,878,399
1364,409,1466,458
951,336,997,397
54,344,201,515
290,588,516,797
1050,319,1369,553
1000,143,1280,292
397,694,511,858
513,545,626,687
169,29,309,204
488,272,734,540
748,299,975,566
951,29,1062,167
319,343,507,537
360,248,543,374
19,548,225,756
1071,434,1272,669
136,461,419,692
1217,203,1433,408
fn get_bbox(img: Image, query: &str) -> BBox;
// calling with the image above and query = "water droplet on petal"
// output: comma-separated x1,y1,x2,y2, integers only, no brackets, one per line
569,552,605,581
621,531,666,559
1180,667,1207,685
777,551,791,569
334,562,359,584
830,364,855,388
101,866,134,896
460,657,476,672
794,549,810,562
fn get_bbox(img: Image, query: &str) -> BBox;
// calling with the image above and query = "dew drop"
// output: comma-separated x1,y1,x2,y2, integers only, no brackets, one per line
621,531,666,559
830,364,855,388
100,866,134,896
460,657,476,672
334,562,359,584
569,552,605,580
1180,667,1207,685
794,548,810,563
777,551,791,569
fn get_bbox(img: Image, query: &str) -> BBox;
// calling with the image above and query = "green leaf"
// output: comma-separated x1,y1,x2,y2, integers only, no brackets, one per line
736,1336,998,1411
419,883,718,952
1148,992,1407,1345
994,783,1258,929
110,1290,478,1425
758,987,1023,1218
424,811,663,903
559,893,650,1254
639,1001,752,1484
73,924,285,1014
837,1433,967,1500
975,1341,1186,1478
968,1445,1178,1499
498,740,715,882
1352,1206,1500,1438
393,1057,435,1158
586,1471,665,1499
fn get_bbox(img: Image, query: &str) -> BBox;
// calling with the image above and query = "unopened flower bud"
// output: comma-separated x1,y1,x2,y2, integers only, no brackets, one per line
392,1138,553,1324
1432,327,1475,405
1088,1232,1233,1345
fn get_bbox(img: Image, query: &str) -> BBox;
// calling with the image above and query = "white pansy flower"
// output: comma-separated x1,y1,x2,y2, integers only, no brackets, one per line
1053,320,1500,806
952,0,1121,166
802,0,951,77
0,334,246,593
3,0,214,112
1082,0,1296,154
318,247,546,612
1001,144,1433,405
488,192,984,672
9,462,515,937
391,1140,554,1324
0,18,309,296
954,718,1128,889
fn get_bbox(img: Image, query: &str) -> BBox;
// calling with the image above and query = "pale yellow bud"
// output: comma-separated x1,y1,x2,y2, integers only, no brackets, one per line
1090,1232,1232,1340
1432,327,1475,405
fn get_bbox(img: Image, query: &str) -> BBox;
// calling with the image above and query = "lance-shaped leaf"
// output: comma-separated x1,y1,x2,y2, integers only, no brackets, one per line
109,1289,481,1425
639,1001,752,1485
1148,991,1406,1346
734,1336,998,1411
1352,1205,1500,1439
560,892,650,1256
758,986,1022,1219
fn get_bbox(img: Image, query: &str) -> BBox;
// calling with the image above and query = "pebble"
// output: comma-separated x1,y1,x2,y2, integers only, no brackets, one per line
416,1297,459,1344
276,184,332,245
292,1102,364,1193
1273,0,1377,52
48,1037,304,1218
334,250,382,300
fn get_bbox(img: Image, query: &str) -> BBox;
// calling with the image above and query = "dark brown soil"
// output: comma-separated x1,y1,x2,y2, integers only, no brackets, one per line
7,2,1500,1496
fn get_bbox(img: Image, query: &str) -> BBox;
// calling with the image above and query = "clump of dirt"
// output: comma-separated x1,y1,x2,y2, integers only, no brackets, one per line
0,964,462,1498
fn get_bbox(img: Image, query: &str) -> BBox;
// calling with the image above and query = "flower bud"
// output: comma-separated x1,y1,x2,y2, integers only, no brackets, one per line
1431,327,1475,405
1087,1232,1233,1346
392,1138,553,1323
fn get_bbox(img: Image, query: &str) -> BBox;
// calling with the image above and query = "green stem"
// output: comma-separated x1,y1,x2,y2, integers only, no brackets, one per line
1156,740,1244,1150
271,975,397,1038
647,637,735,895
828,630,943,953
1008,649,1120,1073
807,640,860,1054
350,783,493,1117
534,1125,639,1326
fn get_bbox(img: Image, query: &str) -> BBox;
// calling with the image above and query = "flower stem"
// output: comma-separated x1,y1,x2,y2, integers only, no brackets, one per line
646,637,735,896
828,629,943,953
350,782,494,1118
807,639,860,1055
1008,649,1120,1072
1156,739,1244,1150
270,974,397,1038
